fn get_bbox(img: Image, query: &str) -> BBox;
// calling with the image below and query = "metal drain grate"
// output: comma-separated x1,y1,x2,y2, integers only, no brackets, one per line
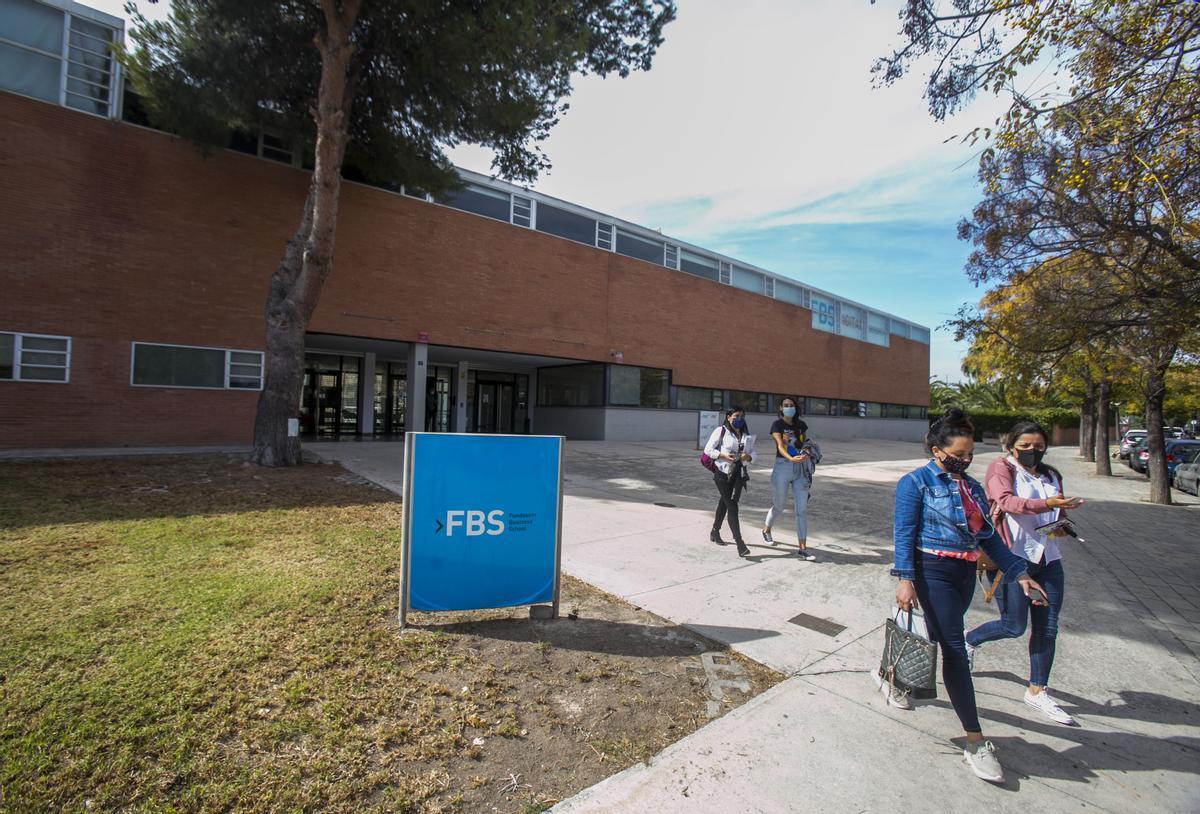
788,613,846,637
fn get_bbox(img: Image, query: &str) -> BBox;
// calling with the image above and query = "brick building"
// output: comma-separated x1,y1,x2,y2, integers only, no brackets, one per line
0,0,930,449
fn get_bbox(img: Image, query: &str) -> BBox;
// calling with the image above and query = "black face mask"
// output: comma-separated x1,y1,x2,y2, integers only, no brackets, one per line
1015,448,1046,469
937,451,972,474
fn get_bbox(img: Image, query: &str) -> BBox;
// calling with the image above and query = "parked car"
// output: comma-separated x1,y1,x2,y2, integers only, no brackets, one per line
1166,440,1200,479
1129,436,1151,472
1172,447,1200,495
1136,438,1200,477
1168,426,1186,439
1118,429,1147,459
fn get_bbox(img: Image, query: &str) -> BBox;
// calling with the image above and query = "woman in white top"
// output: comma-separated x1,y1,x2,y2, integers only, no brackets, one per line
704,405,757,558
966,421,1084,725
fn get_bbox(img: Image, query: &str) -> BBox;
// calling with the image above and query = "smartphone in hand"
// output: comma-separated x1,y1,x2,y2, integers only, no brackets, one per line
1036,518,1073,536
1028,587,1048,604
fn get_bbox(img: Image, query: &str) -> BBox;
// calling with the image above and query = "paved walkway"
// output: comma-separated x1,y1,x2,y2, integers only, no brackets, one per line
6,437,1196,809
312,438,1200,813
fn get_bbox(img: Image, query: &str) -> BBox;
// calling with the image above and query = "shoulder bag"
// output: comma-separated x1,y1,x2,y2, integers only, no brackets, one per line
700,427,727,472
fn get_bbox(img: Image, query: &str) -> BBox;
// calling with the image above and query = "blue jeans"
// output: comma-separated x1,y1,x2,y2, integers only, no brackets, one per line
765,458,809,540
967,557,1065,687
914,553,981,733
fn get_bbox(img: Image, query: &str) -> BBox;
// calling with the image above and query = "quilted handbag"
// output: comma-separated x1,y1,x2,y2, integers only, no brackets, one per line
879,609,938,699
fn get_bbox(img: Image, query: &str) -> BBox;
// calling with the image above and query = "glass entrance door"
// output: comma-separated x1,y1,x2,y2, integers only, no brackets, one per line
300,371,341,436
300,354,361,437
389,374,406,432
425,367,453,432
475,380,515,433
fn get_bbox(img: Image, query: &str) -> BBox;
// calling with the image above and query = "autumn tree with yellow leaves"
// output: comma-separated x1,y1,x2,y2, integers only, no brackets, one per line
878,0,1199,503
955,258,1154,477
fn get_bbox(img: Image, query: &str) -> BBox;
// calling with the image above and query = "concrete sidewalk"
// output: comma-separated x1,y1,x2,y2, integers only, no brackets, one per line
316,439,1200,812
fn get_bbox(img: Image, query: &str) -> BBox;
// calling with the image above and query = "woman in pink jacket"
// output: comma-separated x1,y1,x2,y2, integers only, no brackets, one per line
965,421,1083,725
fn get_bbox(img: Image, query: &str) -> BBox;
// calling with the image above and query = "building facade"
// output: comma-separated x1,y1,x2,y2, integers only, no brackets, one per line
0,0,931,449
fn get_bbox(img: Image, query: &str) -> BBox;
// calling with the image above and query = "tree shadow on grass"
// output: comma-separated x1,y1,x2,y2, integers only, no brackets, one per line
0,454,399,531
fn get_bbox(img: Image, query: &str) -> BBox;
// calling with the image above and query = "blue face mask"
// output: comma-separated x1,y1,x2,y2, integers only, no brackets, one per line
731,417,746,430
782,407,796,418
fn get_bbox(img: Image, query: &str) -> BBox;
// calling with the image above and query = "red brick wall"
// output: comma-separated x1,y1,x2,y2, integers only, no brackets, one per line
0,92,928,448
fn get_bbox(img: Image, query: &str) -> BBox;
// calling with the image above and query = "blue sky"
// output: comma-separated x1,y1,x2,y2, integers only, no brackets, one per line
99,0,1008,381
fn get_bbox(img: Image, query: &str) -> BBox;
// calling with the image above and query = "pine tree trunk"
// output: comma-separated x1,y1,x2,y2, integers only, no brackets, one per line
249,2,360,466
1144,368,1171,505
1079,381,1096,461
1094,379,1111,476
251,189,316,466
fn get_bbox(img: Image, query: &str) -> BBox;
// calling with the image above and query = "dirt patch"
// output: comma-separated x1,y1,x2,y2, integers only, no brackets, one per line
401,576,779,812
0,455,780,813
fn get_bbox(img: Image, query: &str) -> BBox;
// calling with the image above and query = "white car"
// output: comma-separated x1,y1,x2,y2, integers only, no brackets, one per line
1118,429,1147,460
1172,447,1200,495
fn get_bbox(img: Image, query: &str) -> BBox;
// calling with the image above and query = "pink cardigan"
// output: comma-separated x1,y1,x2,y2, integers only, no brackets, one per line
983,456,1065,550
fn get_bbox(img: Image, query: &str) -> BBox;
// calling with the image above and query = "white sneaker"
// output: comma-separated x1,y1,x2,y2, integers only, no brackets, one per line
966,642,977,672
1024,689,1075,725
871,670,912,710
964,740,1004,782
796,547,817,561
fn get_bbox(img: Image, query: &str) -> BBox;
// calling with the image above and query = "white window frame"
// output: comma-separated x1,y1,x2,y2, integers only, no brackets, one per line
595,222,615,251
62,13,117,117
0,3,125,120
764,276,775,298
718,261,732,285
0,331,71,383
400,185,433,202
130,341,264,391
257,129,298,166
664,243,680,270
511,194,534,228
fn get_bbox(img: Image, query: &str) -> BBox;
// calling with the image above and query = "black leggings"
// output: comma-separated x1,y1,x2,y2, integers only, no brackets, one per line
712,468,745,542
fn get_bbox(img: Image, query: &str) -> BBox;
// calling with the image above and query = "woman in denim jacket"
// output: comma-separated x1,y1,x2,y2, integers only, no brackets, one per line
890,409,1048,784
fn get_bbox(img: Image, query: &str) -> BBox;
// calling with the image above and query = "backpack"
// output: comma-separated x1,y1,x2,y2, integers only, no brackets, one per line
700,427,727,472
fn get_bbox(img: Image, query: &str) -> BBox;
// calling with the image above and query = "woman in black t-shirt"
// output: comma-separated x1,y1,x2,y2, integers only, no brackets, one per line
761,397,816,560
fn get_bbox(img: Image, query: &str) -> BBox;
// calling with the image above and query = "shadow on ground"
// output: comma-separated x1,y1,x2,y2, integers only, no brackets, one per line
415,615,755,657
977,670,1200,728
0,455,397,530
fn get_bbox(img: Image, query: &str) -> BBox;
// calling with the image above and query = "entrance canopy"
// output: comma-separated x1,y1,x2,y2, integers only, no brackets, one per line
303,332,585,438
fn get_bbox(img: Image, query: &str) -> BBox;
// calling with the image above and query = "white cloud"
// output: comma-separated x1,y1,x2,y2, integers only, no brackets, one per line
451,1,1006,227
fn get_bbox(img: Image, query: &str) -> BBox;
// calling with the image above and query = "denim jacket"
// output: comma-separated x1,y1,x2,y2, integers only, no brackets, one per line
891,460,1029,582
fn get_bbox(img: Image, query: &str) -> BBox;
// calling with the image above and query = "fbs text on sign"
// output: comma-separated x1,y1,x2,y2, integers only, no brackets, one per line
436,510,538,536
402,433,563,620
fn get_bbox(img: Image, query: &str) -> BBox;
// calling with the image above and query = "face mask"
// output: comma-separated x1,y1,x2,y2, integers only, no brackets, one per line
782,407,797,418
938,451,972,474
1015,448,1045,468
731,417,746,430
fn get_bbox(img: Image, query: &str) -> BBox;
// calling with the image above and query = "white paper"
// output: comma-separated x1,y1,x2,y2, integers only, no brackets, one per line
892,607,930,641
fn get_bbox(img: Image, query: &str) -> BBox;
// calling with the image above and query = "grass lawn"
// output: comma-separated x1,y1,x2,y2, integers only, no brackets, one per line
0,455,777,813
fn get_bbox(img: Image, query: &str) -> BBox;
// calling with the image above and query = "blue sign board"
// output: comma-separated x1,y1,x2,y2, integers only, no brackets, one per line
401,433,563,622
